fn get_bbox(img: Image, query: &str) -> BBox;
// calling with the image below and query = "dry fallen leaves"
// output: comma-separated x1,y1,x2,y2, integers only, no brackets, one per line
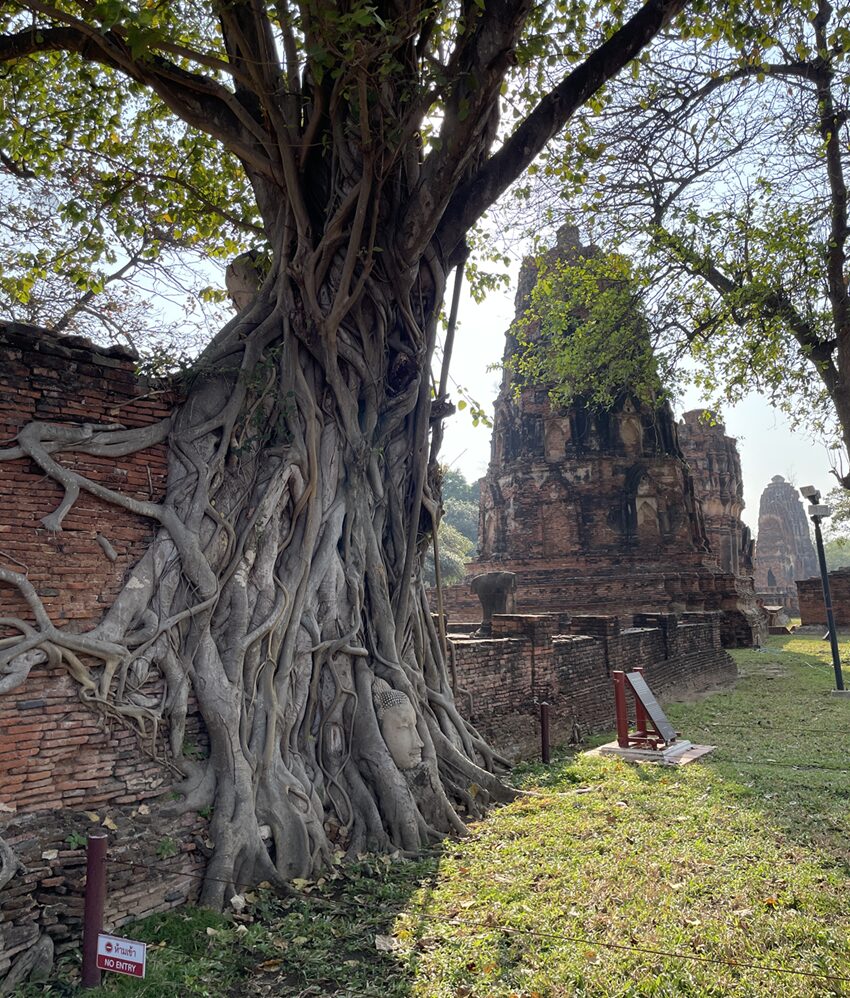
254,958,282,972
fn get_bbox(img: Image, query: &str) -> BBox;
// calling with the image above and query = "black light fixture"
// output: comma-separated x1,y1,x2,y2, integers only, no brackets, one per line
799,486,845,692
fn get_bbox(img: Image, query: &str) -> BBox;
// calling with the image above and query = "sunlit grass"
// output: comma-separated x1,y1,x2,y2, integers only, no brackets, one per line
391,635,850,997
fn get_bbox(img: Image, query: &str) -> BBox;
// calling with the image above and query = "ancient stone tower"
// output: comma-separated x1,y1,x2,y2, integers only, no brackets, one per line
441,227,764,647
753,475,819,613
677,411,754,578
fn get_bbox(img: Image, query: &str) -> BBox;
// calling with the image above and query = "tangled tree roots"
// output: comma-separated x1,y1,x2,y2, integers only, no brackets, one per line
0,268,512,908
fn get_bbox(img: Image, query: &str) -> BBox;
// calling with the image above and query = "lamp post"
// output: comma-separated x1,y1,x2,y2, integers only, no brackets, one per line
800,486,845,692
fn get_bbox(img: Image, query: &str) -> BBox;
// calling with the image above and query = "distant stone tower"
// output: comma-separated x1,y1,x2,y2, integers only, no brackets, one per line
678,411,754,578
440,227,765,647
753,476,819,613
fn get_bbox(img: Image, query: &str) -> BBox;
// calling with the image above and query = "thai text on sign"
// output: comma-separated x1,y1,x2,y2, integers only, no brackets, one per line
95,933,147,978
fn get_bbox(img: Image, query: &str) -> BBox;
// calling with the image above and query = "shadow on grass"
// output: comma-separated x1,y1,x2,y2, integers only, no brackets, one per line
233,850,449,997
666,645,850,873
544,637,850,871
517,636,850,874
19,635,847,996
13,852,448,997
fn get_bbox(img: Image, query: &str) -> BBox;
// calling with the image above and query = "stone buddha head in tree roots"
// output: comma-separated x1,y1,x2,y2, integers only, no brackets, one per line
372,677,424,770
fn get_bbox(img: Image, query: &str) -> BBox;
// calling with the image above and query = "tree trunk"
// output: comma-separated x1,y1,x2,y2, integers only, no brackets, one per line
2,235,510,907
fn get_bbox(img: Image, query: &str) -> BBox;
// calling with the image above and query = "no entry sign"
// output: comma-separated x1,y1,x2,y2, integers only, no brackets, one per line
96,933,147,978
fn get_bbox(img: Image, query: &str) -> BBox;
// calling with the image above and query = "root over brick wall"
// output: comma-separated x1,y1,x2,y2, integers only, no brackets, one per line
0,324,206,992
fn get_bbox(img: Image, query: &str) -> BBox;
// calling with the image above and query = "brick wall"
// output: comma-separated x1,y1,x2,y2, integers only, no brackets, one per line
0,324,206,990
797,570,850,625
450,612,735,759
437,560,764,649
0,323,738,988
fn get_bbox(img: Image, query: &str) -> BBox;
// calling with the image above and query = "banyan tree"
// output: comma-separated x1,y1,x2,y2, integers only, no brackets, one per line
0,0,686,905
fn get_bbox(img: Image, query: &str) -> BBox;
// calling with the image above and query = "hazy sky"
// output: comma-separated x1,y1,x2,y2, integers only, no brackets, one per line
438,277,840,534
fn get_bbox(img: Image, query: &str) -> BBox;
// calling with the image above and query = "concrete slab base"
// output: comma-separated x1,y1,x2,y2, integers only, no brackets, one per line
830,689,850,698
589,740,716,766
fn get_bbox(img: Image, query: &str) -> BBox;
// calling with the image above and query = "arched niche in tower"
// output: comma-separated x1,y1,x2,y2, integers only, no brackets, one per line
618,398,643,456
624,465,661,545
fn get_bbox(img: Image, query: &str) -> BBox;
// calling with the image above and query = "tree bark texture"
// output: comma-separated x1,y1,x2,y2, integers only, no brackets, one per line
1,240,513,906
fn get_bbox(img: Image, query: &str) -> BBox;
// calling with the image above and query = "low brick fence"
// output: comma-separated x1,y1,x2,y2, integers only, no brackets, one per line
450,612,735,760
797,570,850,626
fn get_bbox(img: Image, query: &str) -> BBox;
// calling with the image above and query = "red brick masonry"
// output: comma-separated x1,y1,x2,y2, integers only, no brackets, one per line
449,612,735,760
0,324,204,987
797,569,850,626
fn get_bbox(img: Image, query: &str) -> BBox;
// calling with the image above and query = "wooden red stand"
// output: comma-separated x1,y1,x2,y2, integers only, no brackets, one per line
613,668,679,749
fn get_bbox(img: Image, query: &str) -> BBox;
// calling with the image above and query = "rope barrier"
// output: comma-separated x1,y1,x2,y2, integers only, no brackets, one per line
705,755,850,774
676,720,850,737
437,916,850,985
94,663,850,986
107,856,254,892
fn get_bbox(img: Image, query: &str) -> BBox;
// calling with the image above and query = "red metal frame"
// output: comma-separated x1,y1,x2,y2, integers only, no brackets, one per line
612,668,676,750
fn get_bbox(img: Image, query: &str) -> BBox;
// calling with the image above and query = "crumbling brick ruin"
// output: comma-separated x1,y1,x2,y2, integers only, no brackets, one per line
0,316,741,990
0,324,207,992
439,229,765,648
448,610,735,760
677,411,755,579
753,476,819,614
797,570,849,626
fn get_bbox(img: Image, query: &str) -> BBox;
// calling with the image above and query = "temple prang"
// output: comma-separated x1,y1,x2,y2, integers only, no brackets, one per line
439,229,766,648
753,475,819,614
677,410,755,580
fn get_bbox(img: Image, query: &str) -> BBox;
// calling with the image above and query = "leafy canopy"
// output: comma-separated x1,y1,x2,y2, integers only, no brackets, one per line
0,0,689,347
511,246,664,410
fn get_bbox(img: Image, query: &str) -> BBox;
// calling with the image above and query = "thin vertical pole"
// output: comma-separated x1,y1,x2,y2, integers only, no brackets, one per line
813,515,845,691
539,702,550,764
81,831,107,988
613,672,629,748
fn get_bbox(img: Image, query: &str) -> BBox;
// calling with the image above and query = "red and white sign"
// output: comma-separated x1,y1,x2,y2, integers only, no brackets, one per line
96,933,147,978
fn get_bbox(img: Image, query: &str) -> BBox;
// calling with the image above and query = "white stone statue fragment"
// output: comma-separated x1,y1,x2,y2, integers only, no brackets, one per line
371,677,424,769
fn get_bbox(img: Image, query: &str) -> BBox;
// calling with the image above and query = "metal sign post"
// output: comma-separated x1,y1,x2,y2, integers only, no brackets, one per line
810,504,845,691
81,831,108,988
539,701,551,763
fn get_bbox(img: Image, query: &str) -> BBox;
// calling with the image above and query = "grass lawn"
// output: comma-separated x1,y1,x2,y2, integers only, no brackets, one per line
20,633,850,997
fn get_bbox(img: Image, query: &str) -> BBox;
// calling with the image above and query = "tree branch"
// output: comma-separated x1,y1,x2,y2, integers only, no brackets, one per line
683,250,842,400
0,16,276,179
437,0,690,255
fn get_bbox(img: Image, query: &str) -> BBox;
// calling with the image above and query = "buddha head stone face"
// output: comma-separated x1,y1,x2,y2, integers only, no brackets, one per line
372,678,424,769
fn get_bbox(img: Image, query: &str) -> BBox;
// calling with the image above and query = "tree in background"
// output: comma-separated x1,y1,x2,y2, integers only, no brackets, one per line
513,0,850,484
440,468,480,549
822,485,850,568
423,521,475,587
0,0,688,906
423,468,480,586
